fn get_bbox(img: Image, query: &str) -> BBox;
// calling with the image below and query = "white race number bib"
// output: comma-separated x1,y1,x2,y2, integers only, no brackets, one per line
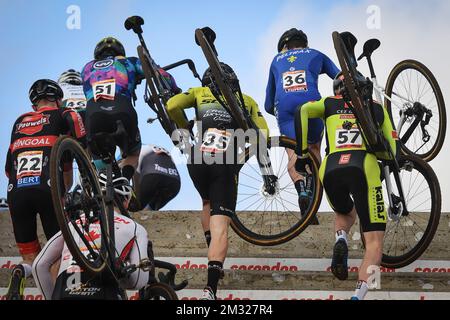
93,79,116,101
335,129,363,149
17,151,43,179
200,129,231,154
282,70,307,92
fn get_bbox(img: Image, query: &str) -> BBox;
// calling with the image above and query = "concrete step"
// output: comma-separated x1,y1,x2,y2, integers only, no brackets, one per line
1,211,448,260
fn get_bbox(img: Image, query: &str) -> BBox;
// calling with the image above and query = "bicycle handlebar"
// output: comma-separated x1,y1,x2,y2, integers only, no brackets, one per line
155,259,188,291
162,59,202,82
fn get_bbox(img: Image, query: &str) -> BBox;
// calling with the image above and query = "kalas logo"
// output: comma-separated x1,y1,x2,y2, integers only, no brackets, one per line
16,114,50,135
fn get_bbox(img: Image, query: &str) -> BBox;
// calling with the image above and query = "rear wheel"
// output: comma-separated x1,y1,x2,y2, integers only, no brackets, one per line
231,136,323,246
361,155,441,268
50,136,110,277
385,60,446,162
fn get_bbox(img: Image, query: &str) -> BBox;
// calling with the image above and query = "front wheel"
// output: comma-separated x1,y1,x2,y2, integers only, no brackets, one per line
50,136,110,277
385,60,446,162
231,136,323,246
139,283,179,300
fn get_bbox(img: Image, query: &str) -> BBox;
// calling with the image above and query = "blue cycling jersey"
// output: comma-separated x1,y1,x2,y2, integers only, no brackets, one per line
264,48,340,141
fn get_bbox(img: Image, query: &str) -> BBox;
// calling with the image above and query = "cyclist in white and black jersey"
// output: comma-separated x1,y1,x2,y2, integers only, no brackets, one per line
58,69,87,122
32,177,149,300
131,144,181,211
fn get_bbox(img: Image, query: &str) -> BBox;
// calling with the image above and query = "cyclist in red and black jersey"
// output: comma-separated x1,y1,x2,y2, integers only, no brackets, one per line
4,79,86,300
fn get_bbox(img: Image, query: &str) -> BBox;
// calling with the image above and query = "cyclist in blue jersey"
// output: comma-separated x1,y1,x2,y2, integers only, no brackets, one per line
264,28,340,216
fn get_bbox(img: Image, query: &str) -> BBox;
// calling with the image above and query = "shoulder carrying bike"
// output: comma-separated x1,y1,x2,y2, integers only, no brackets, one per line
333,31,441,268
50,122,187,299
195,27,323,246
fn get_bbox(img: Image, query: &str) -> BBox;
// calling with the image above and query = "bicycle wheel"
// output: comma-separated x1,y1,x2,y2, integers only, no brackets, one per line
361,155,441,269
139,283,179,300
195,28,249,130
385,60,446,162
231,136,323,246
137,46,176,136
50,136,110,276
332,32,379,148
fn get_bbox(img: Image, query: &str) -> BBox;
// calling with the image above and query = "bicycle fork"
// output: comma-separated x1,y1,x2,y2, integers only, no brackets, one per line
383,164,408,221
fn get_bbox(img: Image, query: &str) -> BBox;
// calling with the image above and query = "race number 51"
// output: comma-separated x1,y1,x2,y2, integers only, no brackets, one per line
93,79,116,101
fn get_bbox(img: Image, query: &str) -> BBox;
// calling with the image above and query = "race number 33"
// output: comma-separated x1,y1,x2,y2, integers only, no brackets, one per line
336,129,362,149
200,129,231,154
283,70,307,92
93,79,116,101
17,151,43,179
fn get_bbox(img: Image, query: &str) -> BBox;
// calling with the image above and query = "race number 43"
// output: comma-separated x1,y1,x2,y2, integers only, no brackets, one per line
17,151,43,179
93,79,116,101
336,129,362,149
200,129,231,154
283,70,307,92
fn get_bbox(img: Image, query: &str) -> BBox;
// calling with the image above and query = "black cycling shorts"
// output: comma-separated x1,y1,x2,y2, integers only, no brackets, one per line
85,95,141,157
187,163,239,218
7,188,59,255
137,173,181,211
320,151,387,233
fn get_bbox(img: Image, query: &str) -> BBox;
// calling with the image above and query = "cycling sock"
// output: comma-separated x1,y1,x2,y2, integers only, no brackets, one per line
335,230,348,245
207,261,223,296
204,231,212,247
121,165,135,181
294,180,307,196
21,264,32,279
353,280,369,300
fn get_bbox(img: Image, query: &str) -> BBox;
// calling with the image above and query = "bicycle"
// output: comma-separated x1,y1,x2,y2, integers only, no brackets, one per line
195,27,323,246
353,35,446,162
333,31,441,268
49,121,187,299
125,16,201,140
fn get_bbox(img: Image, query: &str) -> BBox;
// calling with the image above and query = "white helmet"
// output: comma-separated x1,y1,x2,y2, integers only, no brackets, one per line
58,69,82,86
98,172,133,203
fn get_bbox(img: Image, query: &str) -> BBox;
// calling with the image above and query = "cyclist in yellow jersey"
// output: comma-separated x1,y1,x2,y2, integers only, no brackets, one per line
295,72,398,300
167,63,269,300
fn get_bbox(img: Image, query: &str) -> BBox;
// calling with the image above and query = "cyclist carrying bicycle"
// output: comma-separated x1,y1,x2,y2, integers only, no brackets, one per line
31,179,149,300
295,73,398,300
166,63,269,300
4,79,86,300
58,69,87,121
265,28,340,217
82,37,146,185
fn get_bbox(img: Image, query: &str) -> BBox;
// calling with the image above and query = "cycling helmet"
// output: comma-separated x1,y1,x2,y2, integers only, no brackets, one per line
0,198,8,208
277,28,308,52
98,172,133,204
58,69,82,86
202,63,239,91
29,79,64,106
94,37,126,60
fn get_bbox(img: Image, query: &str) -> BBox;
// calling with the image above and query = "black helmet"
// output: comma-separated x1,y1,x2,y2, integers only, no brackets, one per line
278,28,308,53
94,37,126,60
29,79,64,106
202,63,239,91
58,69,82,85
333,72,345,96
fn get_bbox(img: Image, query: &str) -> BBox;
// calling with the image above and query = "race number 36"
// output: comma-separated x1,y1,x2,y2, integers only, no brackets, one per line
283,70,307,92
93,79,116,101
200,129,231,154
336,129,363,149
17,151,43,179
